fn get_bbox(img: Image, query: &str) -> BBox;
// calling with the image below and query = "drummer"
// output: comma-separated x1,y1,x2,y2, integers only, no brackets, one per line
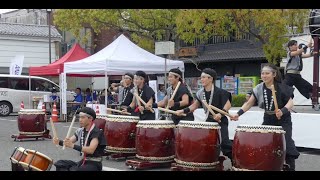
230,63,299,171
147,68,194,125
122,71,156,120
176,68,233,163
53,107,107,171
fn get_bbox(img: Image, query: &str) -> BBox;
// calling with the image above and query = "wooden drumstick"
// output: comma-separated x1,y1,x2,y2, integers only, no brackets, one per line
106,107,131,115
63,113,77,150
271,85,279,111
49,117,59,147
158,107,187,117
134,87,144,114
166,81,181,109
134,93,155,113
202,100,220,123
271,85,280,120
209,105,232,118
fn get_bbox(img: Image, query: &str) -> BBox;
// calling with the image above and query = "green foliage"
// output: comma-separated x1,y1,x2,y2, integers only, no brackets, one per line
176,9,309,65
232,94,247,107
53,9,310,64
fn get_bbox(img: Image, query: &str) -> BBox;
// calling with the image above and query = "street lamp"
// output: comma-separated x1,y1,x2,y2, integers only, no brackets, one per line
46,9,52,64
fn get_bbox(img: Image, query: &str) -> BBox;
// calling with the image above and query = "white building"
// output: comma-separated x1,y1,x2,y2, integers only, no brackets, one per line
0,22,62,74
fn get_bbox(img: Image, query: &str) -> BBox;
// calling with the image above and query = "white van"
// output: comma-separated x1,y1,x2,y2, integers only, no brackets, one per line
0,74,74,116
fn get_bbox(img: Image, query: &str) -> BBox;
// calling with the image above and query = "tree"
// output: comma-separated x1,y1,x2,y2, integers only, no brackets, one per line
53,9,179,52
175,9,310,65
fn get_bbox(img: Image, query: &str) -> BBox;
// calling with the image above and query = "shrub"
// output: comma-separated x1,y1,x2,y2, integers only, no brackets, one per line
232,94,247,107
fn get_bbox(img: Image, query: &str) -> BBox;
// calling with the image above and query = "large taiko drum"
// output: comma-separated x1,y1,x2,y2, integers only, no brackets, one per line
104,114,139,154
17,109,46,134
135,120,176,163
309,9,320,38
232,125,286,171
94,115,107,132
174,121,221,169
19,149,53,171
10,147,28,171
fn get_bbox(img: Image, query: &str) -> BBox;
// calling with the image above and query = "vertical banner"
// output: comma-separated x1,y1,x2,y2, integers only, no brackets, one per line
60,73,67,115
148,80,158,119
9,55,24,75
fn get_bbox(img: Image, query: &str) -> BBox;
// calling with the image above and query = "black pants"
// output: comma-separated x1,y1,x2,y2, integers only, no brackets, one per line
139,111,155,120
263,113,300,170
207,117,233,160
54,159,102,171
283,73,313,99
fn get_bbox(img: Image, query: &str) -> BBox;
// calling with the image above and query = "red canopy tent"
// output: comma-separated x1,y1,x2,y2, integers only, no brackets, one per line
29,43,90,76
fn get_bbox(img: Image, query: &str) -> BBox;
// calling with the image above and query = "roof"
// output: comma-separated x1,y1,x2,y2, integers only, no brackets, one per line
29,43,90,76
0,22,62,38
180,40,265,63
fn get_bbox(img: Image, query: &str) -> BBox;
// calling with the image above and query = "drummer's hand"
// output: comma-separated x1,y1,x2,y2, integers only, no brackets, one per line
168,99,175,108
176,110,184,116
230,114,239,121
53,137,59,145
275,109,283,120
138,106,145,112
213,113,222,122
145,103,152,110
121,108,128,114
63,138,74,148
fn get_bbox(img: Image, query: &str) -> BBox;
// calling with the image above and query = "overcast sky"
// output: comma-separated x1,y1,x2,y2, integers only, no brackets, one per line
0,9,18,14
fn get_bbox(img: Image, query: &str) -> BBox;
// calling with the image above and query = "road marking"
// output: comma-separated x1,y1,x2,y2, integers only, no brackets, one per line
62,126,78,129
0,118,16,121
102,166,124,171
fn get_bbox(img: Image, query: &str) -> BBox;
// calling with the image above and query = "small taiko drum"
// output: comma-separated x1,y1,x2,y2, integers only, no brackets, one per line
19,149,53,171
174,121,221,169
232,125,286,171
94,115,107,132
136,120,176,163
10,147,28,171
18,109,46,134
104,114,140,154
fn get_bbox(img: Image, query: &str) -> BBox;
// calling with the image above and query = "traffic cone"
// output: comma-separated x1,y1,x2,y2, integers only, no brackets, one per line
95,105,100,115
51,101,59,122
20,101,24,110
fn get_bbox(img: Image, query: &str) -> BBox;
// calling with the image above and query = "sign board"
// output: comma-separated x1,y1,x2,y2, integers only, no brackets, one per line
178,47,197,57
155,41,175,55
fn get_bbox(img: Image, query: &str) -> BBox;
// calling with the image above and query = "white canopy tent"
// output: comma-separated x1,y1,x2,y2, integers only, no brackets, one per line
64,34,184,75
61,34,184,117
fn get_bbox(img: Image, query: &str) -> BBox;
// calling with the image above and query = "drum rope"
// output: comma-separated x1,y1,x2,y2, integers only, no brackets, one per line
136,154,175,163
174,158,219,169
105,146,136,153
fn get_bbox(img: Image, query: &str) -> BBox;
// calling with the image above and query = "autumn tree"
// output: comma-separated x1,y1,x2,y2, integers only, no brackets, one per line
53,9,179,52
176,9,310,65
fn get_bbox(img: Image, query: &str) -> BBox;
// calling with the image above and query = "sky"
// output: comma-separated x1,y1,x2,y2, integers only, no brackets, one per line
0,9,18,14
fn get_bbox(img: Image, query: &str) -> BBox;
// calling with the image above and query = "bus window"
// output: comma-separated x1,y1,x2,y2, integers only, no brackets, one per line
10,78,29,90
0,77,8,88
32,79,53,92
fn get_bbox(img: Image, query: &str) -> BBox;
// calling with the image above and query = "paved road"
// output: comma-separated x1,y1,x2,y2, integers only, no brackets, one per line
1,114,319,171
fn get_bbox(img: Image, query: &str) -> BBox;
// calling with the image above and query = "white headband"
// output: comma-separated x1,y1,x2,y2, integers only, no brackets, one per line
79,112,93,119
261,66,276,73
201,72,212,78
124,75,132,80
169,72,181,78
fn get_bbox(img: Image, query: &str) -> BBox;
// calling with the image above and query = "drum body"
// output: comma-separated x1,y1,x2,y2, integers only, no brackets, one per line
19,150,53,171
232,125,286,171
10,147,28,171
95,115,107,132
309,9,320,37
136,120,175,163
105,114,139,153
175,121,221,168
17,109,45,133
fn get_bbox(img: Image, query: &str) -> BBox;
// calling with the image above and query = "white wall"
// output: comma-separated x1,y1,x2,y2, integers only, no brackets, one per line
0,38,57,68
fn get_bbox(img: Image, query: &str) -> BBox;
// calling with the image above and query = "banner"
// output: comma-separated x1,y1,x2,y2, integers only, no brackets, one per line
9,55,24,75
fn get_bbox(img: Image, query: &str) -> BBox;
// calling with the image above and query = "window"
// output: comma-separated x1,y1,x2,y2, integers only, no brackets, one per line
9,78,29,90
0,77,9,88
31,79,53,92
